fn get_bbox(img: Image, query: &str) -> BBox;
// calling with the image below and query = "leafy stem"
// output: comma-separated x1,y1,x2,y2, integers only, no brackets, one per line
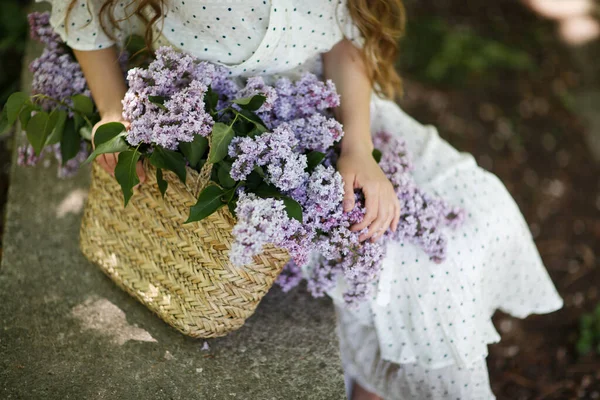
30,94,94,128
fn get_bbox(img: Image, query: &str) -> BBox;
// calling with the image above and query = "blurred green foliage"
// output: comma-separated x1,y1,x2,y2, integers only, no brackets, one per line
400,17,535,87
577,303,600,356
0,0,28,107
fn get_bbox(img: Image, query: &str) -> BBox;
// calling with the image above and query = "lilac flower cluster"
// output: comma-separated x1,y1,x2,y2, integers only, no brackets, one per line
255,74,340,128
228,124,308,191
287,114,344,153
17,13,91,178
269,131,466,306
28,12,90,113
17,142,90,179
374,131,466,263
28,12,61,48
122,47,233,149
235,77,277,113
230,192,303,266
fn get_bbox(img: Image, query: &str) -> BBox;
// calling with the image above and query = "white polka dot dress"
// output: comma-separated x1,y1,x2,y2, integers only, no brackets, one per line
40,1,564,399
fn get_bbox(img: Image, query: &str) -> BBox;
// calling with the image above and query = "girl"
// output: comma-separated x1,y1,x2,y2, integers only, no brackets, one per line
39,0,563,399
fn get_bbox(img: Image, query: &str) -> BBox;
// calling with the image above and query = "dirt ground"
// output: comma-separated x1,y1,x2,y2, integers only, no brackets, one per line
0,0,599,399
399,1,600,399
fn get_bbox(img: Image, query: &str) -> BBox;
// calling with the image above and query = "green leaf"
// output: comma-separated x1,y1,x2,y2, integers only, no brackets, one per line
580,314,594,330
114,149,141,206
282,197,303,222
306,151,326,172
149,147,187,184
254,165,265,177
247,126,265,138
60,118,81,165
124,34,146,56
207,122,234,164
244,169,263,190
94,122,126,147
185,184,226,223
232,94,267,111
156,168,168,198
83,131,130,165
45,109,67,145
6,92,29,125
252,182,280,198
237,109,267,132
0,107,8,134
73,113,84,131
179,135,208,168
576,337,593,356
26,111,52,155
148,95,168,111
227,197,238,218
217,161,236,188
18,104,35,130
71,94,94,116
79,125,92,141
372,148,382,163
204,86,218,112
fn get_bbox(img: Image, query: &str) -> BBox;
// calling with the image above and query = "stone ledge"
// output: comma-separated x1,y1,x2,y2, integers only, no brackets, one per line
0,7,345,399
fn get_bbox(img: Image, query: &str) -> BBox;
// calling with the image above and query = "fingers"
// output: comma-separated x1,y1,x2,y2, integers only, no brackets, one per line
391,199,401,232
342,173,355,212
362,199,393,242
104,153,118,176
352,186,399,242
351,185,379,233
97,154,112,176
136,160,146,183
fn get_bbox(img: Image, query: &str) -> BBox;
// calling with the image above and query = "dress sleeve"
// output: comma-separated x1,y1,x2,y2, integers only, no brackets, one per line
336,0,365,49
35,0,135,50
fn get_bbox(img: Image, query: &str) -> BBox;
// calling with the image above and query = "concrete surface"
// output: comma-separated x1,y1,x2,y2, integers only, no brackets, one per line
0,9,345,399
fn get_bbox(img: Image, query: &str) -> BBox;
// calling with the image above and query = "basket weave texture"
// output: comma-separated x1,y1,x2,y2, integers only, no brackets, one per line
79,160,289,338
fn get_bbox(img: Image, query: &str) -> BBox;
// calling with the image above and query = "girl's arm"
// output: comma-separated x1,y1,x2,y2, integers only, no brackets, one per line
73,46,145,181
323,39,400,241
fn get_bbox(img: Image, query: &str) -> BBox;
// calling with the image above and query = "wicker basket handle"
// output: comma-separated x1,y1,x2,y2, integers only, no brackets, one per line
193,161,213,198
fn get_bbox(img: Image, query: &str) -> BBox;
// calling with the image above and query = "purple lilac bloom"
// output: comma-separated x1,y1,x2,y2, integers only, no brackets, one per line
275,260,304,293
17,144,43,167
287,114,344,153
123,47,230,149
228,124,308,191
230,192,301,266
305,258,343,297
27,12,91,114
30,49,90,113
17,141,90,179
259,73,340,128
53,142,90,178
28,12,61,48
302,165,345,231
275,130,466,307
236,76,277,113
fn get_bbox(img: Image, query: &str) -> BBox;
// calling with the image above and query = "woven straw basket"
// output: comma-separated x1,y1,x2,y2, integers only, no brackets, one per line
79,160,289,338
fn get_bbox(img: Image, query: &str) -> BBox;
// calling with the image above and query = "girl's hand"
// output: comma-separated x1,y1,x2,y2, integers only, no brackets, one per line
337,147,400,242
92,115,146,183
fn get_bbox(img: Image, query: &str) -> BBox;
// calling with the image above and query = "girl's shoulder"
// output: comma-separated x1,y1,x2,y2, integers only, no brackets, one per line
37,0,143,51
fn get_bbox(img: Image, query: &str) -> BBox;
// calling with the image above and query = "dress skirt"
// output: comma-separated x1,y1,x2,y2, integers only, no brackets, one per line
321,94,564,399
